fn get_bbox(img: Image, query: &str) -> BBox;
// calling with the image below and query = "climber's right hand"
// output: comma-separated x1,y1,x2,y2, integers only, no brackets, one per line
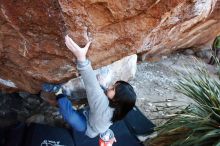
65,35,91,62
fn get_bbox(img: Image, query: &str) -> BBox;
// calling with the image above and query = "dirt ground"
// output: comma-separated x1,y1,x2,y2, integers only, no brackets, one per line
130,53,217,126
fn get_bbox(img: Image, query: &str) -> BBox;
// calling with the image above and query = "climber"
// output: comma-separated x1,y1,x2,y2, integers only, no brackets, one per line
41,35,137,143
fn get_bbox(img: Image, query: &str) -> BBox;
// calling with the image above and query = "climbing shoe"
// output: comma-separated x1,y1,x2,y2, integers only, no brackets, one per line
42,83,62,93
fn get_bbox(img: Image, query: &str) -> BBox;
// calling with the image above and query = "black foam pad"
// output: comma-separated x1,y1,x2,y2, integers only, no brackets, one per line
73,120,144,146
124,106,155,135
24,123,75,146
0,127,5,146
3,122,26,146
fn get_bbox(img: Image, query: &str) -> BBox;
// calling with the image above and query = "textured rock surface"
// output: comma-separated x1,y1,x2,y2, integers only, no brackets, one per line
131,54,215,126
0,0,220,93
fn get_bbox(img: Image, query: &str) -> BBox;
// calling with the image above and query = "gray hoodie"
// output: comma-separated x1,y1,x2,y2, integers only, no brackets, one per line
77,59,114,138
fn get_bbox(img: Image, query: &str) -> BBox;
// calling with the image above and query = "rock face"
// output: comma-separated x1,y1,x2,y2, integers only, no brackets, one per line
0,0,220,93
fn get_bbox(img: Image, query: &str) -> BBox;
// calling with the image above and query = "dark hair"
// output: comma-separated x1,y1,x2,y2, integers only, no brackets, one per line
109,80,136,122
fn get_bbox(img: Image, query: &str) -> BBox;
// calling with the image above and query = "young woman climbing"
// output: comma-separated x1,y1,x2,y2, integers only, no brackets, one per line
41,35,136,144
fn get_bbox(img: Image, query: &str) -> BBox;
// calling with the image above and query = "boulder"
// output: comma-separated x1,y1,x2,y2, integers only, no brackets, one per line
0,0,220,93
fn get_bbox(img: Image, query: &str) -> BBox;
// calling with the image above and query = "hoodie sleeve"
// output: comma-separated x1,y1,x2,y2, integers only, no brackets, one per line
77,59,110,114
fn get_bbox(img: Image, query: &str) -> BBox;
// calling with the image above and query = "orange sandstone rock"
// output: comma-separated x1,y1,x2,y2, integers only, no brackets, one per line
0,0,220,93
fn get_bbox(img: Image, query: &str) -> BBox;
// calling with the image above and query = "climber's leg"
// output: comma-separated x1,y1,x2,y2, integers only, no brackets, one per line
57,94,87,132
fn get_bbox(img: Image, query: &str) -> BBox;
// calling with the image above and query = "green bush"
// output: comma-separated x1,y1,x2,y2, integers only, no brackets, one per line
149,67,220,146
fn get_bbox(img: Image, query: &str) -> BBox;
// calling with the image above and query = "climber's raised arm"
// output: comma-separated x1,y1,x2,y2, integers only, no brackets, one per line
65,35,109,114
